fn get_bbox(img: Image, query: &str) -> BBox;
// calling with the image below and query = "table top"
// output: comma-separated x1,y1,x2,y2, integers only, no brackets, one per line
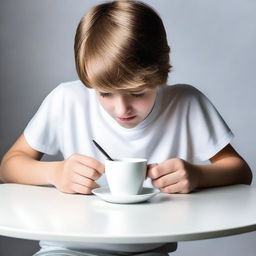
0,183,255,244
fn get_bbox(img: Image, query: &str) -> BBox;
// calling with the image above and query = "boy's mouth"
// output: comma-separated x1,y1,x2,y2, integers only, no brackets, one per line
117,116,136,122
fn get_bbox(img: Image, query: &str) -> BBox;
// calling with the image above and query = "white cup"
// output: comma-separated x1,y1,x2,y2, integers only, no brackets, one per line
105,158,147,196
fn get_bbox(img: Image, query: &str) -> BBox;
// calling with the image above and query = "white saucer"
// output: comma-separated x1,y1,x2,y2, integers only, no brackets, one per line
92,187,159,204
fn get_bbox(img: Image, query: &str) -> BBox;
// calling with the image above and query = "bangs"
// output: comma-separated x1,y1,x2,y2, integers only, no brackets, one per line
85,57,164,92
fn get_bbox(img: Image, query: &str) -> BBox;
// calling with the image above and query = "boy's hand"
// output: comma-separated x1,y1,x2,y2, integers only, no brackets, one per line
53,154,104,194
147,158,200,194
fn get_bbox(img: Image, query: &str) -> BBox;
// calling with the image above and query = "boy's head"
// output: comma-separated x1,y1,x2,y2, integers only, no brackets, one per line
74,0,171,93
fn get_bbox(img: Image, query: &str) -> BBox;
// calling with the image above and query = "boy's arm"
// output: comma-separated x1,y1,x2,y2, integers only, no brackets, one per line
0,134,53,185
196,144,252,188
147,144,253,194
0,134,104,194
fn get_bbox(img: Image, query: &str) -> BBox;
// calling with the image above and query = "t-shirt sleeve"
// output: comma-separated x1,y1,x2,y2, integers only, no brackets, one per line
187,87,234,161
24,86,62,155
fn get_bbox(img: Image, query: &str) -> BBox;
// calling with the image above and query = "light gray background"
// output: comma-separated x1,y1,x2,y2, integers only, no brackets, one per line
0,0,255,255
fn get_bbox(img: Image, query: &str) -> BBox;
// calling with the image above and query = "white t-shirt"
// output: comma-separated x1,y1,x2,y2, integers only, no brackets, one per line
24,80,233,252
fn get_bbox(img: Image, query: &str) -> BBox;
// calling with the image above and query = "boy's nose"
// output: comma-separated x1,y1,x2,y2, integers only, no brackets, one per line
115,96,132,116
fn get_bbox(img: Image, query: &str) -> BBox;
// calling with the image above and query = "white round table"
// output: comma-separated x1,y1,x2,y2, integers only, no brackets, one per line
0,184,255,244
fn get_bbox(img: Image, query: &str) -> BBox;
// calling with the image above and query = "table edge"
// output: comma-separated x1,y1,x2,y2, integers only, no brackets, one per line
1,224,256,243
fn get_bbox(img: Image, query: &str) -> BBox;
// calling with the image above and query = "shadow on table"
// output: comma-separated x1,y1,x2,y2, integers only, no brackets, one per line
0,236,39,256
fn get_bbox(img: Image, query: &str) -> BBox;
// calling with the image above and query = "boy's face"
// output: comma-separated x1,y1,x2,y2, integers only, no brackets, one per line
95,88,157,128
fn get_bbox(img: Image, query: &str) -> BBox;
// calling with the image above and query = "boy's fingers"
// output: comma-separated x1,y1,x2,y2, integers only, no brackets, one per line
73,163,102,180
152,171,180,189
71,154,105,174
147,163,158,169
160,179,190,194
147,163,158,177
72,173,99,189
160,182,181,194
71,183,94,195
148,159,178,179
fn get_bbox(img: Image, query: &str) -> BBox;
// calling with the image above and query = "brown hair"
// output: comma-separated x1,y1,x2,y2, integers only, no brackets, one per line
74,0,171,92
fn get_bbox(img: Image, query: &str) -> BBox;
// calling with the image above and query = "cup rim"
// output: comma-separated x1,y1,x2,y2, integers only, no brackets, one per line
105,158,147,163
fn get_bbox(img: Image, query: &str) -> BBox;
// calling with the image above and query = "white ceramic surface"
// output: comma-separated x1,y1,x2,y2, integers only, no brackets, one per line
105,158,147,196
92,187,159,204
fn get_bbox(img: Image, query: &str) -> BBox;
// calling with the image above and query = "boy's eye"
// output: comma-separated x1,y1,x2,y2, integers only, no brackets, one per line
99,91,145,98
99,92,112,97
131,93,145,98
